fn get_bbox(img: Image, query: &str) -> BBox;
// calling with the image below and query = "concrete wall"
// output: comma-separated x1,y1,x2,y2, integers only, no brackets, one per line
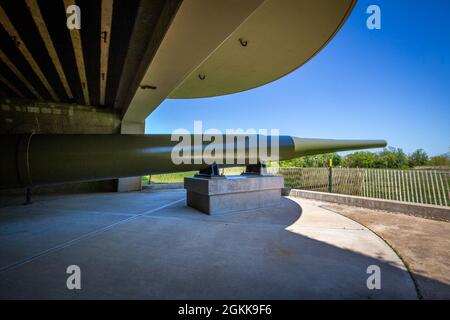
116,121,146,192
0,97,122,195
284,188,450,222
0,98,121,134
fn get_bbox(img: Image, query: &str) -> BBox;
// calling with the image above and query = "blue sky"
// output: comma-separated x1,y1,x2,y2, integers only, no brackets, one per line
146,0,450,156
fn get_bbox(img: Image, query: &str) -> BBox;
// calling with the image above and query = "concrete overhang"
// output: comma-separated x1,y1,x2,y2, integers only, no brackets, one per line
122,0,265,122
123,0,356,122
170,0,356,99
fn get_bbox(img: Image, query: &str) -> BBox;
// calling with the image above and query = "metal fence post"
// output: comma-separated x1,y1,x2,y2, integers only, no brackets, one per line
328,159,333,193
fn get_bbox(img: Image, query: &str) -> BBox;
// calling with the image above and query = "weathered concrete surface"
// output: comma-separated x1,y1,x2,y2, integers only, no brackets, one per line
185,175,284,214
0,190,417,299
285,189,450,222
319,201,450,300
0,98,121,135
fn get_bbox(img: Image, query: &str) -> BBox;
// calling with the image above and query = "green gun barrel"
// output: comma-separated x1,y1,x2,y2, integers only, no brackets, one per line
0,134,386,188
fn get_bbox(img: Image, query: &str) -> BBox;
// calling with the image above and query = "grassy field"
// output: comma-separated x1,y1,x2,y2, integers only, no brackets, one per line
142,171,197,184
142,167,246,184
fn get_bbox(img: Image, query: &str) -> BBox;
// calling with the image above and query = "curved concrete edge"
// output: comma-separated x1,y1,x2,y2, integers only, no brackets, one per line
323,206,423,300
287,196,419,299
284,189,450,222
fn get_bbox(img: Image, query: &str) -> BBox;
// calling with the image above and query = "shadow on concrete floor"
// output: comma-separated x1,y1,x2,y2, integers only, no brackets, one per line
318,202,450,300
411,274,450,300
0,190,447,299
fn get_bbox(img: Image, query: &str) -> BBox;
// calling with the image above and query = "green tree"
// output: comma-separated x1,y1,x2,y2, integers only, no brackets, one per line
408,149,429,167
375,147,409,169
342,152,376,168
429,154,450,167
276,153,341,168
330,153,342,167
273,148,445,169
277,157,304,167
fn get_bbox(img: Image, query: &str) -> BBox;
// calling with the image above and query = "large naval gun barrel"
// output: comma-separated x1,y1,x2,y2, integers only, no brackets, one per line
0,134,386,189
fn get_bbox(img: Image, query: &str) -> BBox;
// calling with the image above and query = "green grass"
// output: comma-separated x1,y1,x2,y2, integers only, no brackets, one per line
142,167,246,185
141,171,196,184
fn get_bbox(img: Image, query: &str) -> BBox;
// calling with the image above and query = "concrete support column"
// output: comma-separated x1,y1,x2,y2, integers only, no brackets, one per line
116,121,146,192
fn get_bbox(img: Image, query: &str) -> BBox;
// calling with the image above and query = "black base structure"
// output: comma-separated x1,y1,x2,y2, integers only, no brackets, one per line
195,163,224,178
242,162,268,176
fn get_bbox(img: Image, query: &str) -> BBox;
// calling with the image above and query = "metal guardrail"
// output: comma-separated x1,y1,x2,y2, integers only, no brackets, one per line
267,167,450,207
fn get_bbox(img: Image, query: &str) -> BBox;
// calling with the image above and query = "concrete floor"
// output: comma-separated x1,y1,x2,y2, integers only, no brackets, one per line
0,189,417,299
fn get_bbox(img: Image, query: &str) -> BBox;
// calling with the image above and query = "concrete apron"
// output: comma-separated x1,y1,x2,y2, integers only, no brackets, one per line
0,190,417,299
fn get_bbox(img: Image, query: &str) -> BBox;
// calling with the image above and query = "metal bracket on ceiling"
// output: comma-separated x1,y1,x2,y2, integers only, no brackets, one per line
100,31,108,43
239,38,248,47
140,85,157,90
11,36,20,47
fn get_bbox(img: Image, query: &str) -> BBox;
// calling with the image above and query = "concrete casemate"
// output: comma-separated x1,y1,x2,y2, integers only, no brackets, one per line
0,1,386,195
0,189,418,299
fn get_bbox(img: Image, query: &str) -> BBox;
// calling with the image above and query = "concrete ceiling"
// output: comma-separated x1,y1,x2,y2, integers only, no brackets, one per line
0,0,181,110
0,0,356,124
